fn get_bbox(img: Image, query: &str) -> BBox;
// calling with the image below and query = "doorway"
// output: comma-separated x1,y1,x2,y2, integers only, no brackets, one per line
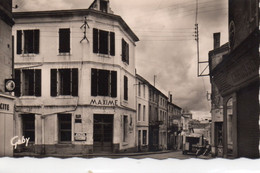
93,114,113,153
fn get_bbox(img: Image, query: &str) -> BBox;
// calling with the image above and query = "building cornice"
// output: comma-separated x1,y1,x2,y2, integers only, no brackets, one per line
0,6,14,26
13,9,139,42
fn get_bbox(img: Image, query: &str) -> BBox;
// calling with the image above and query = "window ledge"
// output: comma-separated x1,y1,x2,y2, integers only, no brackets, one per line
55,95,77,99
58,53,71,56
19,54,37,57
122,142,128,146
19,96,37,99
97,53,111,58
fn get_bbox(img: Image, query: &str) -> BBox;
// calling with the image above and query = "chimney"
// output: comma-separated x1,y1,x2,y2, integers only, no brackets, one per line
170,94,173,103
213,32,220,49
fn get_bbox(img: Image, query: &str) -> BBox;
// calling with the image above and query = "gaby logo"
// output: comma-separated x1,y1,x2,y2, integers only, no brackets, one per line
10,136,30,149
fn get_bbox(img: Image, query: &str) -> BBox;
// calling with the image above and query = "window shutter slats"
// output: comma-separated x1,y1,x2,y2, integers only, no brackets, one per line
93,28,99,53
17,30,22,54
34,30,40,54
14,69,21,97
35,69,41,97
72,68,78,96
91,69,98,96
51,69,57,96
110,32,115,56
111,71,117,98
59,28,70,53
99,30,109,54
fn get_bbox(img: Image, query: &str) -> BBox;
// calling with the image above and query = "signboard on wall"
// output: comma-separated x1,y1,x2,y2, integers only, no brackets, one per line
0,94,14,114
74,133,87,141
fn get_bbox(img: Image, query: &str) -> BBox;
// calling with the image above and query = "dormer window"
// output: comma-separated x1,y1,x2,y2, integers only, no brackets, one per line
100,0,108,13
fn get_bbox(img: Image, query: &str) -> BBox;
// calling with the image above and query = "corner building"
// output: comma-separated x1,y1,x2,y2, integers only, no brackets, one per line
0,0,15,157
13,0,139,155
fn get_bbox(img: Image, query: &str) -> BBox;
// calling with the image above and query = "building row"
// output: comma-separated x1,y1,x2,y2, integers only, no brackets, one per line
0,0,183,156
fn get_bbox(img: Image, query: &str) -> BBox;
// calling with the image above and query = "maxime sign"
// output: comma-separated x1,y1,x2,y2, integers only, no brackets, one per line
90,99,118,106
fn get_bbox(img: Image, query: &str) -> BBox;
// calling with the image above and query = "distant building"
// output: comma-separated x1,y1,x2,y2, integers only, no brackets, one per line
13,0,139,156
158,90,168,150
135,74,149,151
167,97,182,150
210,0,259,158
148,84,160,151
208,32,229,157
0,0,15,157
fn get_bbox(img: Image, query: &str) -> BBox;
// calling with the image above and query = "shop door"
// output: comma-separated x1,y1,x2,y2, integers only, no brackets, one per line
93,114,113,153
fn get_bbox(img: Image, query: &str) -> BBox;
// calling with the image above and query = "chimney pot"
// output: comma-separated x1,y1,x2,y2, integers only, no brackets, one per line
213,32,221,49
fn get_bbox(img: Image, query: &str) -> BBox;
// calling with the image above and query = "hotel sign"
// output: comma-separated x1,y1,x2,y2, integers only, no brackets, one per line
0,95,14,114
90,99,118,106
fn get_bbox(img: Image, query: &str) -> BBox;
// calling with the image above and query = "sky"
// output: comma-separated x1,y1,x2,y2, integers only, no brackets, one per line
13,0,228,120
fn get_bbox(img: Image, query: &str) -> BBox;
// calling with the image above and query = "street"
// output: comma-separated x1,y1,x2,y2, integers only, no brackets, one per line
100,151,210,160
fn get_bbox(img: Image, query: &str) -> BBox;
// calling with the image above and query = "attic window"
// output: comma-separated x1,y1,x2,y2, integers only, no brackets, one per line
100,1,108,13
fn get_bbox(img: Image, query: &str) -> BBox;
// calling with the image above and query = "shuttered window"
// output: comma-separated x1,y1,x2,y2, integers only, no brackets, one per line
59,28,70,53
122,39,129,64
17,29,40,54
50,68,78,96
124,76,128,100
14,69,41,97
93,28,115,56
91,68,117,97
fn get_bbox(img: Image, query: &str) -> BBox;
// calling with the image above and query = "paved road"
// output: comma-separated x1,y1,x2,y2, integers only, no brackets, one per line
127,151,198,160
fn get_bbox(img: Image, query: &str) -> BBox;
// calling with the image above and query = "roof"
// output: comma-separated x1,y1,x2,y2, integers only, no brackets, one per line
168,102,182,110
13,8,139,42
208,42,229,56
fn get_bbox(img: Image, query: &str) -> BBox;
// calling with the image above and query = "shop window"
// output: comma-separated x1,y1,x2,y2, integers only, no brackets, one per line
143,130,147,145
124,76,128,100
50,68,78,96
93,28,115,56
226,98,233,154
14,69,41,97
123,115,128,142
59,28,70,53
91,68,117,97
17,29,39,54
122,39,129,64
138,104,141,121
22,114,35,142
58,114,72,142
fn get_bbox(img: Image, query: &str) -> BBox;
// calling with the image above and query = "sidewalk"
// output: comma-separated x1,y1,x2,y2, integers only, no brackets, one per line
14,150,175,158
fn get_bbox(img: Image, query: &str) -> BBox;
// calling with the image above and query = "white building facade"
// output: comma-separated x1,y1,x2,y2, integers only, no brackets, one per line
13,0,139,155
135,74,149,151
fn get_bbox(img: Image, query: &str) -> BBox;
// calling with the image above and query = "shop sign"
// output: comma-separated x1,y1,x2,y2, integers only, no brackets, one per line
212,109,223,122
90,99,118,106
0,97,14,114
74,133,87,141
227,59,258,86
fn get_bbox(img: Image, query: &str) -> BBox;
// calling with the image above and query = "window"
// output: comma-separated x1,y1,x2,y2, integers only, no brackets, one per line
122,39,129,64
123,115,128,142
91,69,117,97
59,28,70,53
51,68,78,96
93,28,115,55
138,82,141,97
14,69,41,97
124,76,128,100
143,105,146,121
17,29,39,54
100,0,108,13
143,85,145,98
138,104,141,121
22,114,35,142
143,130,147,145
58,114,72,142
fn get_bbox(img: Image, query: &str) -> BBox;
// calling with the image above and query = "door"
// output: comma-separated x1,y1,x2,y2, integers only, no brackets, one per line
93,114,113,153
138,130,141,151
